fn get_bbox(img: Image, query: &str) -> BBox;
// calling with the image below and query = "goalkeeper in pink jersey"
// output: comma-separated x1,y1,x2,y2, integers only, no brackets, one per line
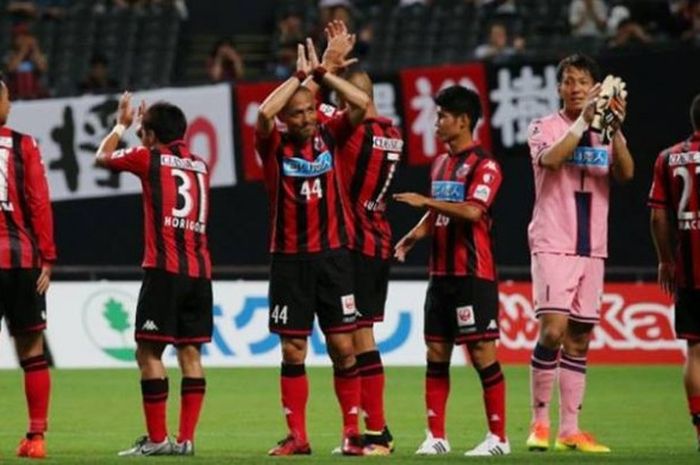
525,54,634,453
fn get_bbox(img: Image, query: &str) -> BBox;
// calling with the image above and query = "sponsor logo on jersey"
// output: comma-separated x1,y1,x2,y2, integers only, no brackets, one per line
282,151,333,177
431,181,465,202
0,137,12,148
456,305,475,327
372,136,404,152
669,151,700,166
160,155,207,173
569,147,609,167
341,294,357,316
142,319,159,331
473,184,491,202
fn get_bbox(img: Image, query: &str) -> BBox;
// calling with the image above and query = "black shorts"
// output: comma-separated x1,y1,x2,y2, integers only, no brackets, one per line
0,268,46,336
675,288,700,341
352,251,390,328
135,268,213,345
424,276,499,345
268,250,356,337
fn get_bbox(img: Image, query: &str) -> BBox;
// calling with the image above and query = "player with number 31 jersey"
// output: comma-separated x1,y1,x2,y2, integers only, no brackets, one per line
96,93,212,457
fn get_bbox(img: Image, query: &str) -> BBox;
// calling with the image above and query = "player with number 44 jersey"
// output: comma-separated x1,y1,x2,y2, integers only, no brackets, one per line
96,93,212,457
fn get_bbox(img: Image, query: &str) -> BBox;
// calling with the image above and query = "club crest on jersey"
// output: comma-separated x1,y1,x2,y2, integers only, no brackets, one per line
431,181,465,202
282,151,333,177
456,163,470,178
313,136,326,152
569,147,609,167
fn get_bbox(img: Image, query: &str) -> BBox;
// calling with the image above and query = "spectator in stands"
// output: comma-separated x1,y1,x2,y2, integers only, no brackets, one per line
474,22,525,60
277,11,304,45
607,17,653,48
480,0,519,16
3,24,48,100
681,0,700,41
569,0,608,37
270,40,297,80
206,38,245,83
319,1,354,33
79,54,119,95
7,0,66,19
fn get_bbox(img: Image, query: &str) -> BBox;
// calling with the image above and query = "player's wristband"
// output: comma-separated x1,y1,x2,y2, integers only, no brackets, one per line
113,124,126,138
569,116,589,138
294,70,307,82
312,66,328,84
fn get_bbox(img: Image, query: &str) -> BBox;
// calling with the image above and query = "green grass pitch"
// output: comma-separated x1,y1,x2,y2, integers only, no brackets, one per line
0,365,697,464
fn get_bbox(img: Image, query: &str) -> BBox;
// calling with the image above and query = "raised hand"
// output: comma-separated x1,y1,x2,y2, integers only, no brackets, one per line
117,91,135,128
297,42,311,75
306,37,320,69
581,82,602,124
322,20,358,72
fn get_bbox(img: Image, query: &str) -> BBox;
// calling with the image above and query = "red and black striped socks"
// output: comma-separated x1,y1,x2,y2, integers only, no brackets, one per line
280,363,308,442
20,355,50,437
178,377,206,443
333,364,361,437
141,378,168,443
426,361,450,439
356,350,386,432
476,361,506,441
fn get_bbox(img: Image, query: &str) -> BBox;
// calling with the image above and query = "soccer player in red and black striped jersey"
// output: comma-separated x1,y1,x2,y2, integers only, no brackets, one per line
0,74,56,459
95,93,212,456
256,39,370,456
394,86,509,456
649,94,700,451
312,70,402,453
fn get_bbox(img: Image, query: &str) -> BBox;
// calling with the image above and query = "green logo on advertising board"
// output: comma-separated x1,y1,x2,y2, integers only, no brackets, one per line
82,290,137,362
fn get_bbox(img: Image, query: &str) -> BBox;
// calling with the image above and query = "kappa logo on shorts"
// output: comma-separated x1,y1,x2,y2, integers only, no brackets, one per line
456,305,475,327
341,294,357,316
141,319,159,331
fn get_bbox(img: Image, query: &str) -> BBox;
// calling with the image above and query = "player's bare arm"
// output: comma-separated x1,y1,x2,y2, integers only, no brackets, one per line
94,91,138,166
394,192,483,222
610,96,634,183
539,83,601,170
650,208,676,296
309,38,368,126
394,211,433,262
256,44,310,136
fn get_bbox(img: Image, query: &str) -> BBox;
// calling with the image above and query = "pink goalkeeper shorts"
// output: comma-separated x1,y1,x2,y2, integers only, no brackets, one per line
530,252,605,324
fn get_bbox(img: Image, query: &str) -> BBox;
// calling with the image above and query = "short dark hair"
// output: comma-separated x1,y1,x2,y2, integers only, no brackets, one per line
434,85,482,132
556,54,601,83
692,94,700,131
142,102,187,144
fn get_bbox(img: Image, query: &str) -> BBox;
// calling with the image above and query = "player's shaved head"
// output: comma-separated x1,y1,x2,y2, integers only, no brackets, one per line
691,94,700,131
345,70,374,101
283,87,313,115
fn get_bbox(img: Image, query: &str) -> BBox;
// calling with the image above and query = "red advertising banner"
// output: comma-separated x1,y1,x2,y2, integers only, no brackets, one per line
496,282,682,364
399,63,492,166
234,81,281,181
